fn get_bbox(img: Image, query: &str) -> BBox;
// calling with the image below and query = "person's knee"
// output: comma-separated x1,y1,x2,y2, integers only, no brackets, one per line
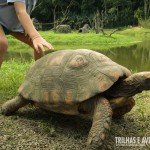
0,37,8,53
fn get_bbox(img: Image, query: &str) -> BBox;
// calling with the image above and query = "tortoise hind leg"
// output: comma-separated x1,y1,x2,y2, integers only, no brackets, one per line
109,97,135,118
86,97,112,150
1,95,30,116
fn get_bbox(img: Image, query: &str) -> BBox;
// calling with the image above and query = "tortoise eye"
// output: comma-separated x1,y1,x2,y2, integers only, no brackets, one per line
68,55,88,69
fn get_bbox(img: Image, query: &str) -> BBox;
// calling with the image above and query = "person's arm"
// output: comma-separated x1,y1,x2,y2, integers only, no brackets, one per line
14,2,54,52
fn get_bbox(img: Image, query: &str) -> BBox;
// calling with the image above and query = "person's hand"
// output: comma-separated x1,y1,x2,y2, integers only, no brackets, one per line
32,36,54,53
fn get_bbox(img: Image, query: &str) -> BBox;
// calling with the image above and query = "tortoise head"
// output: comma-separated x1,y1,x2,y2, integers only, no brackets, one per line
134,72,150,91
122,72,150,95
105,72,150,98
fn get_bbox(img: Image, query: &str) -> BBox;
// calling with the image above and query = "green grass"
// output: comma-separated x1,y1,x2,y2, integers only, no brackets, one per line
118,27,150,39
41,31,135,44
7,28,148,53
0,60,32,102
43,31,136,50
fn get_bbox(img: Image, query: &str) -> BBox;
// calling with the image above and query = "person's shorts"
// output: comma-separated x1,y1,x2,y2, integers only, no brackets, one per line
2,26,11,35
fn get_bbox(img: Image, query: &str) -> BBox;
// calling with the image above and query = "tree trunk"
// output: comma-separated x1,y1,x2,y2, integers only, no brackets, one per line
94,10,100,34
53,5,57,30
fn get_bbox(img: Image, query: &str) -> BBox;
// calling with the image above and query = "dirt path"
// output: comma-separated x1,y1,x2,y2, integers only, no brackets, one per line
0,92,150,150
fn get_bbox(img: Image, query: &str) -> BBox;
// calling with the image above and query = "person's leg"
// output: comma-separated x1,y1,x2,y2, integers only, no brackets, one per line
10,32,44,60
0,25,8,67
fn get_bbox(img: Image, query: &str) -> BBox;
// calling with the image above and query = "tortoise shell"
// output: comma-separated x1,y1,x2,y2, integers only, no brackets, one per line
18,49,131,105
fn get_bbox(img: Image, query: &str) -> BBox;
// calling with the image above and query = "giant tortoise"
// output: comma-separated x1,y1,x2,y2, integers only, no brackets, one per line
1,49,150,149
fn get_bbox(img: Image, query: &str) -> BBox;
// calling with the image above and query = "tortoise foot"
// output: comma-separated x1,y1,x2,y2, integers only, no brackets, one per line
1,96,29,116
86,97,112,150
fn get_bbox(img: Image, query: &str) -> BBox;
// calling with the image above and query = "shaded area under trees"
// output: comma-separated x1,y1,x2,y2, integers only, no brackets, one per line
31,0,150,30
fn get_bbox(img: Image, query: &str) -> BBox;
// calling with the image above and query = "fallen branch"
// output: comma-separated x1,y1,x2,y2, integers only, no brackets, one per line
108,29,120,37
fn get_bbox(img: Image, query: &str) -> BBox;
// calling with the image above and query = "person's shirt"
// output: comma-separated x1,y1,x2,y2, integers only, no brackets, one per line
0,0,37,32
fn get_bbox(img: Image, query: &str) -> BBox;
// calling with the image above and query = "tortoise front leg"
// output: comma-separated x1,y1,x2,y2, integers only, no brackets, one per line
1,95,30,116
86,97,112,150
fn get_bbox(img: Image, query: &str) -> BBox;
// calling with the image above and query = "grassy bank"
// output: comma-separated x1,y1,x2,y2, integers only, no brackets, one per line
7,28,150,53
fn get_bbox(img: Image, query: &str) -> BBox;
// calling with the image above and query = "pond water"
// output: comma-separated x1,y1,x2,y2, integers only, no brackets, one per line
5,41,150,72
101,42,150,72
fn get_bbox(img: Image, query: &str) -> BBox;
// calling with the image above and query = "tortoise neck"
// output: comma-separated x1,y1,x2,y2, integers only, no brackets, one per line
106,72,150,98
105,78,142,98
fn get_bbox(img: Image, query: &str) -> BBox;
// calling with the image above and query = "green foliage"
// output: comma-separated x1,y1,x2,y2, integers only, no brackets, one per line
33,0,53,23
32,0,150,29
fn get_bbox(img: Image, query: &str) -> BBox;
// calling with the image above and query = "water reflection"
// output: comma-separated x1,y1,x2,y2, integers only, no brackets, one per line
101,41,150,72
5,41,150,72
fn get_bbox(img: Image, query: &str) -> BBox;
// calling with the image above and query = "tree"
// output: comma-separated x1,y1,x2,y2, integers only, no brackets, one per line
32,0,147,30
144,0,150,20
